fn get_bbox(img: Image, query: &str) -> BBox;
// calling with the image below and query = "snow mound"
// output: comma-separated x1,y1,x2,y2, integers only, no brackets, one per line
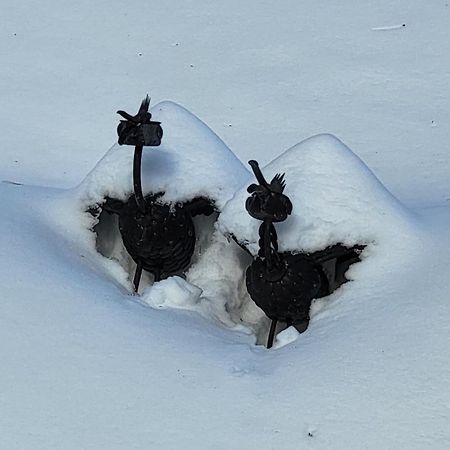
59,101,260,339
219,133,419,255
76,100,250,210
62,114,423,349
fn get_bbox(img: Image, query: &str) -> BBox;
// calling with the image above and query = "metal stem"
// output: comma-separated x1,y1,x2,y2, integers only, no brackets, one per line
153,268,161,283
133,145,146,211
133,260,143,293
264,219,274,269
267,319,278,348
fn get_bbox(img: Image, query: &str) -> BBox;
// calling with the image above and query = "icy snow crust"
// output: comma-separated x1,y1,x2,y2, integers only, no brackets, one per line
219,133,417,256
77,101,250,210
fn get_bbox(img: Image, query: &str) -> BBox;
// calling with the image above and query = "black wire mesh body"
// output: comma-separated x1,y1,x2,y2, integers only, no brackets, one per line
101,194,214,289
118,195,196,281
246,252,329,326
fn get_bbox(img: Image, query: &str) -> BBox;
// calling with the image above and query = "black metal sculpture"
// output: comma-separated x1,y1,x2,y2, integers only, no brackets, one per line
102,96,213,292
116,95,163,212
245,160,363,348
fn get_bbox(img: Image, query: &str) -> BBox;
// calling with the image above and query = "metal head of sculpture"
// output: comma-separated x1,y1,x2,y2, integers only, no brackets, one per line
117,95,163,147
246,160,292,223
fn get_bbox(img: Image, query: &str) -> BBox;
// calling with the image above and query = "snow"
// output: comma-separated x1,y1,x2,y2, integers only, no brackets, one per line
219,133,419,256
3,177,450,450
71,103,257,333
2,1,450,449
272,326,301,349
140,276,202,311
77,100,250,210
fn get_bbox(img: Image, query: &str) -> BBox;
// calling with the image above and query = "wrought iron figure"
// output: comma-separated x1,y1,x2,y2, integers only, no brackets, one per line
245,160,363,348
103,96,213,292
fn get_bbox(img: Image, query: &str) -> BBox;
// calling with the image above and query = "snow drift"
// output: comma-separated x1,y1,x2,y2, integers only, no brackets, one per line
57,103,423,346
77,100,250,210
219,133,418,256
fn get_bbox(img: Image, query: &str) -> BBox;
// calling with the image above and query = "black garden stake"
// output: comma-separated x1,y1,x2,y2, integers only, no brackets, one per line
102,96,213,292
245,160,363,348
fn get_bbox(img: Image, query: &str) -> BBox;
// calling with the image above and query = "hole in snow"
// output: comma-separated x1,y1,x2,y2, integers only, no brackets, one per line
90,199,363,348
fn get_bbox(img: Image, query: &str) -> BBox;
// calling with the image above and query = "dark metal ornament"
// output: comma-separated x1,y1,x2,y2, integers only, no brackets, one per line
117,96,163,147
102,96,213,292
244,160,362,348
245,160,328,347
118,194,196,284
117,96,163,212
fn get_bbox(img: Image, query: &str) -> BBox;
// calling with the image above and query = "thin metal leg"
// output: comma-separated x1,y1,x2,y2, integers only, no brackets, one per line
267,319,278,349
133,260,143,293
153,268,161,283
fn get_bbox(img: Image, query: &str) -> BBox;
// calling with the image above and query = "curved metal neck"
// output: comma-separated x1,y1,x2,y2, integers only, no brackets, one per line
261,219,278,269
248,160,269,189
133,145,146,211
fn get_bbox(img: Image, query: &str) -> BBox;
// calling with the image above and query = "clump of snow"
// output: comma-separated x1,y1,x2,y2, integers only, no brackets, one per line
140,276,202,311
273,326,301,349
219,133,420,256
186,229,259,330
76,100,250,211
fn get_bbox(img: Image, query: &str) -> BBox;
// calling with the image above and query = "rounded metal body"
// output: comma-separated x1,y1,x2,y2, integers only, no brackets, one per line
118,195,196,279
246,253,329,325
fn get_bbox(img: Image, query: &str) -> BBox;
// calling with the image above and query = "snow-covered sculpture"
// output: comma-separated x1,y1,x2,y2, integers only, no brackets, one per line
244,160,362,348
219,134,420,346
101,97,213,291
79,100,250,293
73,100,419,348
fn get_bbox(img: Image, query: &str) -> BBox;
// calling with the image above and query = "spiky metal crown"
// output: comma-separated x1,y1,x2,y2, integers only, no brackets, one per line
269,173,286,193
117,95,152,124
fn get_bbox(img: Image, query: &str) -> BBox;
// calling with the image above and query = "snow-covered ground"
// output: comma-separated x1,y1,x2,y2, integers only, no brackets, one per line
1,1,450,449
